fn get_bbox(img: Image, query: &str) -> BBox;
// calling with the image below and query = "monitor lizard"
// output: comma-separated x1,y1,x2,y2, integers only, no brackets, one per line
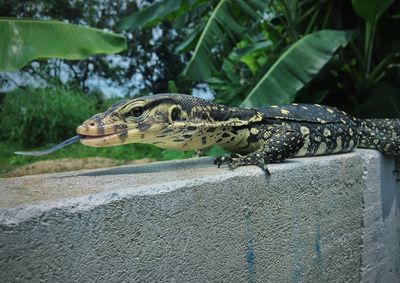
72,93,400,175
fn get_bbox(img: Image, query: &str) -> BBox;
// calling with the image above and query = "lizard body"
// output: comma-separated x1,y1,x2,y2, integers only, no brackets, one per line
76,93,400,174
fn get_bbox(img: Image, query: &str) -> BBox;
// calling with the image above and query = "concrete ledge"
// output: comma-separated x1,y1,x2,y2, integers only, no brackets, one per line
0,149,399,282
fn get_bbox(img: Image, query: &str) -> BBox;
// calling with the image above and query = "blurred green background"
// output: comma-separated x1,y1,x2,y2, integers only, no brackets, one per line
0,0,399,176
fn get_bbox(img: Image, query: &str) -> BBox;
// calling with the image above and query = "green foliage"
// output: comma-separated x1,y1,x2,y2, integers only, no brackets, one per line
242,30,353,107
352,0,394,23
0,87,97,145
117,0,209,31
0,18,127,71
119,0,400,117
181,0,266,81
351,0,396,80
117,0,182,30
1,1,192,95
0,86,196,175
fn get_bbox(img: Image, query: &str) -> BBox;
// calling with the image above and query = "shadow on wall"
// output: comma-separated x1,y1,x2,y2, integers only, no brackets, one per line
379,155,400,219
62,157,215,177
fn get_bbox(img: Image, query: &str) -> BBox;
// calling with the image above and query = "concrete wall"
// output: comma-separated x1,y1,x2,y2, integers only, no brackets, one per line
0,149,399,282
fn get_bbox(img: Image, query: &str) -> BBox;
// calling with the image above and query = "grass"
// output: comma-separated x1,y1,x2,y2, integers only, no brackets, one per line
0,86,227,177
0,140,228,177
0,140,195,177
0,87,99,146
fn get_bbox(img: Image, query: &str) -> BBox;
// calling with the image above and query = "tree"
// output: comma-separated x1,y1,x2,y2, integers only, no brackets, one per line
0,0,193,96
117,0,400,117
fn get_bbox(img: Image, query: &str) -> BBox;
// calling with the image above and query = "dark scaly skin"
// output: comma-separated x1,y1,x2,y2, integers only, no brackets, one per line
76,93,400,174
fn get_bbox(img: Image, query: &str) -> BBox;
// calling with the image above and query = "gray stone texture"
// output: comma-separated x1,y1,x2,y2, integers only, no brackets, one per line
0,149,399,282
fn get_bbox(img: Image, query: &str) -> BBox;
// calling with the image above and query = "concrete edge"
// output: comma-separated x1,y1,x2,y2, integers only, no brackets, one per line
0,165,261,226
0,150,375,226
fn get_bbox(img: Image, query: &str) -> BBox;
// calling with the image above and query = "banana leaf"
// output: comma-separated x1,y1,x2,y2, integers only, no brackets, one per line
182,0,268,81
352,0,394,23
0,18,127,71
117,0,181,31
241,30,353,107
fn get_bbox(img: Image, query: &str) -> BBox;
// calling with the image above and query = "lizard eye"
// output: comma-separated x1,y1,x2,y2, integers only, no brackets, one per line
129,106,144,118
171,107,181,122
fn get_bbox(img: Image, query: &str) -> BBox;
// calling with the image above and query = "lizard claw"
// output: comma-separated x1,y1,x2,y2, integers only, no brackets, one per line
214,155,235,169
256,163,271,176
214,155,270,175
213,156,223,168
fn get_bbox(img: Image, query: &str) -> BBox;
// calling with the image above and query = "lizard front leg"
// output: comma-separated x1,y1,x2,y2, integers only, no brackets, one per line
214,127,305,175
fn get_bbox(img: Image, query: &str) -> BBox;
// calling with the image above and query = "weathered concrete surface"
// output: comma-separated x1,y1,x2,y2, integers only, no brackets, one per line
0,149,399,282
360,153,400,282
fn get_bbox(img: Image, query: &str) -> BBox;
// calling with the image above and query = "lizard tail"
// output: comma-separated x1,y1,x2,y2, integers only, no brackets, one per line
357,118,400,155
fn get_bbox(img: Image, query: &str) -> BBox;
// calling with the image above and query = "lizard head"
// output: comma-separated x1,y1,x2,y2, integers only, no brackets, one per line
76,93,263,150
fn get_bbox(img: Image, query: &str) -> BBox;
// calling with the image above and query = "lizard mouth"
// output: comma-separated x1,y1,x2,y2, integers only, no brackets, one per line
76,121,132,147
79,131,127,147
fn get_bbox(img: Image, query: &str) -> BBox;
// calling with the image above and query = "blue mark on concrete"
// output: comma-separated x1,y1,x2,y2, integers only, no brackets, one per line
315,225,321,254
314,218,324,279
244,207,256,283
246,237,256,282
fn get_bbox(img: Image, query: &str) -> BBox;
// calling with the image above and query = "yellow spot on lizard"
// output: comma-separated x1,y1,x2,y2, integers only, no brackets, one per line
280,109,290,115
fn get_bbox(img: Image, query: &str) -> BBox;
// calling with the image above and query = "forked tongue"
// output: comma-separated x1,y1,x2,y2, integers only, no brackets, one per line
14,135,81,156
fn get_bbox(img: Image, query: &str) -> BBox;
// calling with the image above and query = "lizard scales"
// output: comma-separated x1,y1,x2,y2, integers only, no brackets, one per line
76,93,400,174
